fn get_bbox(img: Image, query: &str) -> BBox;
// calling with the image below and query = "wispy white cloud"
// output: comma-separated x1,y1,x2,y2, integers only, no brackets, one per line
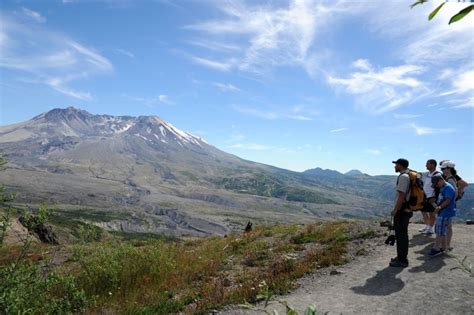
233,105,279,120
439,69,474,96
352,58,372,71
158,94,173,104
393,113,423,119
122,93,173,107
225,132,246,143
233,104,315,121
0,13,112,100
330,127,348,133
213,82,241,92
287,115,313,121
327,60,428,114
21,7,46,23
292,104,319,117
66,41,112,71
366,149,382,155
185,0,348,75
409,123,455,136
114,48,135,58
434,69,474,110
185,39,241,52
189,56,236,71
401,7,473,66
363,1,473,65
46,78,93,101
360,2,473,113
451,96,474,109
228,143,273,150
62,0,135,9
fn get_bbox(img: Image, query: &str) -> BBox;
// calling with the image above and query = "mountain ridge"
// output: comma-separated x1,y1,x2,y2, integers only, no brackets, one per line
0,107,472,237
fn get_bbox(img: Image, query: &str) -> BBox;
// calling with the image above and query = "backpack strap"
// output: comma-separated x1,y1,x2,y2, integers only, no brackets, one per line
447,175,457,184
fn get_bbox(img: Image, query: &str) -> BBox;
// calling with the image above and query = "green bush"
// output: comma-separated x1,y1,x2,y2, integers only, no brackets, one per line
0,262,87,314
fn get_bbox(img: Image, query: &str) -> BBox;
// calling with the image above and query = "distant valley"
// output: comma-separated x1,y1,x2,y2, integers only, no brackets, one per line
0,107,472,237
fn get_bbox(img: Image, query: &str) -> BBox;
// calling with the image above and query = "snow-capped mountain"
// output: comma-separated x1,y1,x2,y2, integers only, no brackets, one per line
0,107,411,236
1,106,207,150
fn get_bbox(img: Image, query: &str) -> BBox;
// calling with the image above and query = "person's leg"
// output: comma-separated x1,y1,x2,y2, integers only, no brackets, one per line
394,211,410,263
430,216,447,256
428,212,436,232
442,235,448,250
433,235,443,250
420,211,429,232
447,222,453,249
433,216,442,250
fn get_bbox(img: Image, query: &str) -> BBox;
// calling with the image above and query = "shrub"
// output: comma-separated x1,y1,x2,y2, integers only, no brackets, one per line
0,262,87,314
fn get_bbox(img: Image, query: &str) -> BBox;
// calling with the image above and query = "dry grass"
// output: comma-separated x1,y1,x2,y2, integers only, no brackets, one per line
3,220,380,314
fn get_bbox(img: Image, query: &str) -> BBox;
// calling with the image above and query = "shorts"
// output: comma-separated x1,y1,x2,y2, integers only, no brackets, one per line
435,216,453,236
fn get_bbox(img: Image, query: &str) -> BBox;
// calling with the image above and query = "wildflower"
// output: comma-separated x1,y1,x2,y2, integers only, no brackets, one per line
108,292,112,296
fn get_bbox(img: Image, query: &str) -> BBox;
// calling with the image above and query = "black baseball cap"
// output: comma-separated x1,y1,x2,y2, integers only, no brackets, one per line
392,158,409,168
431,174,444,185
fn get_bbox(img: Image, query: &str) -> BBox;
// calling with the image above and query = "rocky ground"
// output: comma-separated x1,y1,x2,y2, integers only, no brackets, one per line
223,223,474,315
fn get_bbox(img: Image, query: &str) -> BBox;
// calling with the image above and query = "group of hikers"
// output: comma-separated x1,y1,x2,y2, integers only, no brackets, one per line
389,158,468,268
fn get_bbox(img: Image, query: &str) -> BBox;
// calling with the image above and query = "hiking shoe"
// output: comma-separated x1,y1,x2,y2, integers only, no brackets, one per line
424,229,434,235
389,260,408,268
428,248,444,257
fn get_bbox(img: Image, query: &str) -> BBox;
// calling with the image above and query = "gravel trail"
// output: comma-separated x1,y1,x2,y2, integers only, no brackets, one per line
223,223,474,315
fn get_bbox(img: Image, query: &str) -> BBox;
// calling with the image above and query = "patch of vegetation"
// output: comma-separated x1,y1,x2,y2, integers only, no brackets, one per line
356,228,380,239
291,222,349,244
110,231,177,242
0,206,86,313
213,174,286,198
286,188,338,204
0,178,373,315
179,170,199,182
213,175,338,204
62,221,355,313
0,263,87,314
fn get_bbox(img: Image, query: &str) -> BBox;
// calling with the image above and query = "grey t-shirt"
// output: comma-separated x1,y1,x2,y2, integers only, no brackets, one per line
396,170,411,202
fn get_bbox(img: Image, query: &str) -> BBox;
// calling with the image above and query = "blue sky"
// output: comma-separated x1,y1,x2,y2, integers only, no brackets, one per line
0,0,473,181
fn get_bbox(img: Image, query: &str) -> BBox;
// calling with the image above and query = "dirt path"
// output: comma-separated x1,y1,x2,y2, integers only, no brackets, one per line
223,223,474,315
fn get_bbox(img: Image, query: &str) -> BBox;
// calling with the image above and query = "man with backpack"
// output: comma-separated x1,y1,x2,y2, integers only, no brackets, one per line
390,158,413,268
419,159,442,235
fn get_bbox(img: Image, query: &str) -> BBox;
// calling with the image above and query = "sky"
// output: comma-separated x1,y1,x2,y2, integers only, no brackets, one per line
0,0,473,181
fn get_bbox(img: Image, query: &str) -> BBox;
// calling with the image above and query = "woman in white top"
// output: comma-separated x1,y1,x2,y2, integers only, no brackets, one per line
440,160,458,200
439,160,469,251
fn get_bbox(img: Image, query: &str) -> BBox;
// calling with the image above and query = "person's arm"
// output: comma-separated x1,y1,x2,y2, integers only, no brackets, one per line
458,179,468,192
435,197,451,214
392,191,406,216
